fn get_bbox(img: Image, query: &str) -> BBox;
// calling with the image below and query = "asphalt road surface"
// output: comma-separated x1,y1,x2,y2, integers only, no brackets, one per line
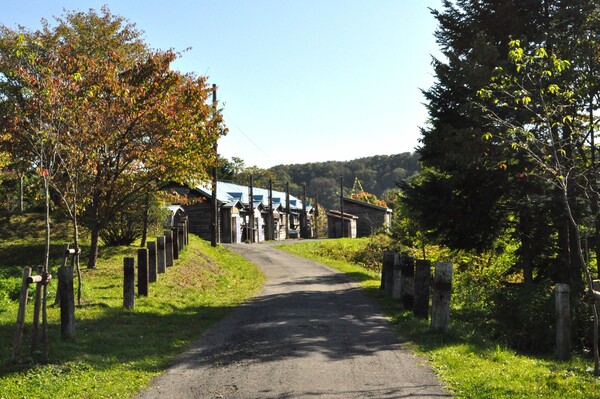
137,242,451,399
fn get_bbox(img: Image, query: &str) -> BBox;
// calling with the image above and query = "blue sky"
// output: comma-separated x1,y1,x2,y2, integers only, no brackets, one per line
0,0,443,168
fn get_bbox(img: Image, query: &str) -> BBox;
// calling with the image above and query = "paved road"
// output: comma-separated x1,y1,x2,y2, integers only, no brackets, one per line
137,243,451,399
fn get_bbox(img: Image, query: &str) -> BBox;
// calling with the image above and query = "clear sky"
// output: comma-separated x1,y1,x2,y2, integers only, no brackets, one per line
0,0,443,168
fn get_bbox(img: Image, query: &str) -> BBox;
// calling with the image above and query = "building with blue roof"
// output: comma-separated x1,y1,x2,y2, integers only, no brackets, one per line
167,181,313,243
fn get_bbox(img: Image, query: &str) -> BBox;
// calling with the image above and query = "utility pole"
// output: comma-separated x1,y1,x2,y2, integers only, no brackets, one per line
314,188,319,239
211,84,218,247
268,179,273,240
249,175,254,243
340,175,345,238
285,182,290,239
301,183,307,238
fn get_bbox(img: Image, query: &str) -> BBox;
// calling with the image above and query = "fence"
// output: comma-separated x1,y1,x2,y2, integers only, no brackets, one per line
123,218,189,310
381,251,452,332
381,250,581,361
11,217,189,363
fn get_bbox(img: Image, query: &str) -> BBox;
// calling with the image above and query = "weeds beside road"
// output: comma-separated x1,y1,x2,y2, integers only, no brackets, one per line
279,238,600,399
0,232,264,399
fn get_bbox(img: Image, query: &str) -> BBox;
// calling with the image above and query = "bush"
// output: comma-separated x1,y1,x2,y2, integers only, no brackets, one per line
99,194,170,246
490,281,555,353
0,277,22,303
300,235,394,272
349,233,393,271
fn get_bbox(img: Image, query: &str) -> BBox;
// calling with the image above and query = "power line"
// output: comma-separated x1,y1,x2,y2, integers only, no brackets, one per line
223,112,277,164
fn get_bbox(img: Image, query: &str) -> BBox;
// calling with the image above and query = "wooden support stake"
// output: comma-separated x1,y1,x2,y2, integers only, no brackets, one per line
413,260,432,319
58,265,75,340
164,230,174,267
401,254,415,310
382,251,394,295
12,267,32,363
555,283,571,361
147,241,157,283
31,265,43,354
123,257,135,310
431,262,452,333
137,248,149,297
392,253,402,300
157,236,166,274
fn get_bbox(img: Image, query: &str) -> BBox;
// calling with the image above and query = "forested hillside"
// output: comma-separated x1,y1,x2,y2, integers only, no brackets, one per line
218,152,421,211
270,152,421,210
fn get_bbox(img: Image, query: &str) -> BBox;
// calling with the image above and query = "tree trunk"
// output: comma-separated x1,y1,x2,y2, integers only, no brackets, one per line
18,173,24,212
42,175,50,362
140,192,149,247
73,212,82,304
519,204,534,284
88,225,100,269
556,191,571,285
70,174,83,304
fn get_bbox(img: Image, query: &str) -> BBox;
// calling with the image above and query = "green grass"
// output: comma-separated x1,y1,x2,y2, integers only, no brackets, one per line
279,239,600,399
0,213,265,398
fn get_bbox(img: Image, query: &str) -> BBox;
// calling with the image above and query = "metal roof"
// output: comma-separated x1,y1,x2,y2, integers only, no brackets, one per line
196,181,312,212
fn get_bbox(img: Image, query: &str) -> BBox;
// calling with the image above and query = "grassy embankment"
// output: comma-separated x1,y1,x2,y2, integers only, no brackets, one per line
0,212,265,398
279,238,600,399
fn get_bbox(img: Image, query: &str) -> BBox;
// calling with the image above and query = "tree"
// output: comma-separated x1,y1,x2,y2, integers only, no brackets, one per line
413,0,600,284
478,36,600,372
0,8,225,268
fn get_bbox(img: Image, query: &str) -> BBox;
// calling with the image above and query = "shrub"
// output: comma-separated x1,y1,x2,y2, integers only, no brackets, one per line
0,277,22,303
350,233,393,271
490,281,555,353
99,194,170,246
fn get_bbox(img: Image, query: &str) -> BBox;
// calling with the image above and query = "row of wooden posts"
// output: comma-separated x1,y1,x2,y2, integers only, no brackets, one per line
12,265,52,363
123,219,189,309
380,251,581,362
11,219,189,363
380,251,453,332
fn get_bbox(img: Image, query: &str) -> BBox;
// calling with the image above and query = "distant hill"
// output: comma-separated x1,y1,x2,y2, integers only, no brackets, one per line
267,152,421,210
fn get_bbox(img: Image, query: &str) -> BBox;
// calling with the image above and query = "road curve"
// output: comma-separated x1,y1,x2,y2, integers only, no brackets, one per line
136,242,451,399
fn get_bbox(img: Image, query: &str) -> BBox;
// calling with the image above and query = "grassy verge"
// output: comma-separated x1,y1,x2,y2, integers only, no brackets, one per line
0,223,265,398
279,239,600,399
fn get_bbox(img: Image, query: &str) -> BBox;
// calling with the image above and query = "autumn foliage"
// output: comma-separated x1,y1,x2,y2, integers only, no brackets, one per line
0,7,225,267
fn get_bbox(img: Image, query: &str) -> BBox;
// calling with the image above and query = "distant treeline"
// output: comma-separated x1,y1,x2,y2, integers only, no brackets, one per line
218,152,421,211
268,152,421,211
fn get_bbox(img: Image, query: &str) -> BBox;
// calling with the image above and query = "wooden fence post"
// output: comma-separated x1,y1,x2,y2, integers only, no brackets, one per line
392,253,402,300
123,257,135,309
382,251,395,295
164,230,174,267
178,223,185,252
58,264,75,340
157,236,166,274
431,262,453,333
12,267,32,363
183,218,189,246
172,226,179,260
401,254,415,309
137,248,149,297
147,241,157,283
414,260,431,319
555,283,571,361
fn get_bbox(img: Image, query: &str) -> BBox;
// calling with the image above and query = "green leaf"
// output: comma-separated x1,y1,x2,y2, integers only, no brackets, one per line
547,84,560,95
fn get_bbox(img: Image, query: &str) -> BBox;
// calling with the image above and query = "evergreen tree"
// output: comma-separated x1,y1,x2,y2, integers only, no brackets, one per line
410,0,600,286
